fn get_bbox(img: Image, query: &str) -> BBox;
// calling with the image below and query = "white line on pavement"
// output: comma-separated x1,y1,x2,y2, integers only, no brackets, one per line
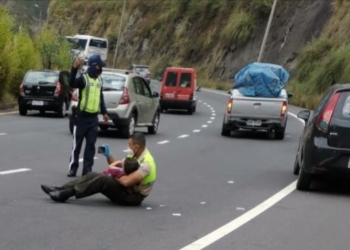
178,134,189,139
179,181,297,250
210,117,215,120
207,121,212,124
202,125,208,128
79,157,98,163
193,129,201,133
0,168,31,175
157,140,169,144
0,133,7,136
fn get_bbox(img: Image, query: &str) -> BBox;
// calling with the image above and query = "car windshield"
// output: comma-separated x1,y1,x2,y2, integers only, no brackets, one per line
101,73,126,90
135,67,149,73
24,71,58,85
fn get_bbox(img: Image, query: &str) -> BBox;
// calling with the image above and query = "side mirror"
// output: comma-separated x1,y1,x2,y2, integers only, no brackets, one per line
297,110,310,122
287,91,294,98
152,91,159,98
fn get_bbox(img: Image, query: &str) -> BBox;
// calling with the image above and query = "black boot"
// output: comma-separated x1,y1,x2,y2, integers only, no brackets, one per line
41,185,66,195
67,170,77,177
49,189,76,203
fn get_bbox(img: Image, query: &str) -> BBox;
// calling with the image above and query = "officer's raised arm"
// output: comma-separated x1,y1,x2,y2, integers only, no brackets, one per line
69,58,86,89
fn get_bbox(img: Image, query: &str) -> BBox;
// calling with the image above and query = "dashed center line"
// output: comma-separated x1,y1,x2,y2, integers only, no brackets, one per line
157,140,170,144
0,133,7,136
207,121,212,124
79,157,98,163
202,125,208,128
193,129,201,133
210,117,215,120
178,134,189,139
0,168,31,175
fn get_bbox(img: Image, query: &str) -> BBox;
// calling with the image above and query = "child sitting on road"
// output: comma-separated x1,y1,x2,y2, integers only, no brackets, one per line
102,157,139,179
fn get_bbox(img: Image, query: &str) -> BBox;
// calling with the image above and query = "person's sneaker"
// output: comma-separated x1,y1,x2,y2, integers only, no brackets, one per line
41,185,65,195
67,170,77,177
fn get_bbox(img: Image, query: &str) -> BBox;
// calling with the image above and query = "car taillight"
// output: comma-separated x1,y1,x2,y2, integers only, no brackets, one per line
71,89,78,102
316,92,340,132
281,101,287,117
119,87,130,104
54,82,62,96
19,82,24,96
227,97,233,114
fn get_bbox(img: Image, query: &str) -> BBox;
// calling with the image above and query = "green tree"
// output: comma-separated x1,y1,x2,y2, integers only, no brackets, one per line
0,6,18,101
35,24,72,70
10,28,42,96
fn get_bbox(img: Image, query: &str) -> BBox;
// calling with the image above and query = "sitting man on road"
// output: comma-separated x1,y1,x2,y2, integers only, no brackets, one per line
40,133,157,206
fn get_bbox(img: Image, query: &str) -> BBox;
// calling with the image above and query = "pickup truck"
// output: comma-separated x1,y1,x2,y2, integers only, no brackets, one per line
221,89,293,140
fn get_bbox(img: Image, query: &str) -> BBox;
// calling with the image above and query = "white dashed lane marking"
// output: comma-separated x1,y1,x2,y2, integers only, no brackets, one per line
0,168,31,175
207,121,212,124
202,125,208,128
157,140,170,145
0,133,7,136
178,134,189,139
193,129,201,133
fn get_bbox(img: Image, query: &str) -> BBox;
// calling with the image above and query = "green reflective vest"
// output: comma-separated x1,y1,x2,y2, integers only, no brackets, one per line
127,149,157,184
79,74,103,113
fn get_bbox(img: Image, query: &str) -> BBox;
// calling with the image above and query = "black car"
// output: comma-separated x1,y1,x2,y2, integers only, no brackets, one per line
294,84,350,191
18,70,71,117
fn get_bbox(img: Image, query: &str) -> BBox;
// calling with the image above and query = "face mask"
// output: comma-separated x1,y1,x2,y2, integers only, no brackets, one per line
124,147,134,155
87,66,102,78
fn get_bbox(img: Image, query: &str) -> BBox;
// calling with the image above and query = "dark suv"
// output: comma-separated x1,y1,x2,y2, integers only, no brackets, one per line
18,70,71,117
294,84,350,191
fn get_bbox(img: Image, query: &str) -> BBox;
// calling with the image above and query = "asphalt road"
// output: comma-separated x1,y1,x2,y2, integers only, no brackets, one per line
1,81,350,250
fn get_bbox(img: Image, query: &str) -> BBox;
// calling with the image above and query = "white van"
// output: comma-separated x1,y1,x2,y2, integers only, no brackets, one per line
66,34,109,64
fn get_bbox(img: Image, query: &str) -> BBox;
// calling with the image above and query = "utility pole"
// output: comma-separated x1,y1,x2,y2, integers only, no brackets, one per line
257,0,278,62
113,0,126,68
34,4,42,30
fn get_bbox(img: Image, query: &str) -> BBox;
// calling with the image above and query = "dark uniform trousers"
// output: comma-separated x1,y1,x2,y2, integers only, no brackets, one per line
63,172,145,206
69,114,98,175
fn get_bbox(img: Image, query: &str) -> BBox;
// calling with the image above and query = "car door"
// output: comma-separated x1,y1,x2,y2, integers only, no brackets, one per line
162,70,178,100
132,77,147,123
177,71,193,101
140,77,156,123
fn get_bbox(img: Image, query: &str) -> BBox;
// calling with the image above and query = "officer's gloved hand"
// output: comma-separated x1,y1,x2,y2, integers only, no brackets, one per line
100,144,111,158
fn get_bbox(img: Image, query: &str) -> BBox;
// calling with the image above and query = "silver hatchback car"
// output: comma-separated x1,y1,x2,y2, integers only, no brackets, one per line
68,69,160,138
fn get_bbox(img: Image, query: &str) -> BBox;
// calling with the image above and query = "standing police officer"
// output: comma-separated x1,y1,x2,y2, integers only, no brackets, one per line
67,55,109,177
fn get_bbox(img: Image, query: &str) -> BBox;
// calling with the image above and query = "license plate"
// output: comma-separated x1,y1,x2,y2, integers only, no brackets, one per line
247,120,262,126
165,93,174,98
32,100,43,106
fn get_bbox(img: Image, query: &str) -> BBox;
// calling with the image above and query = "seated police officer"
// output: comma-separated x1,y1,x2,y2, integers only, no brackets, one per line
40,133,157,206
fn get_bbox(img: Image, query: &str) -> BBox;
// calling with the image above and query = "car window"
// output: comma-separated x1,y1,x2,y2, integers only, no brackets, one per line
101,73,126,90
140,78,152,98
89,39,107,49
165,72,177,87
332,91,350,120
180,73,192,88
24,71,58,85
133,77,144,95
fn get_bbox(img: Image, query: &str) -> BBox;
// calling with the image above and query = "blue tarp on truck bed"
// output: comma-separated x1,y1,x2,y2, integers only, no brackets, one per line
232,62,290,98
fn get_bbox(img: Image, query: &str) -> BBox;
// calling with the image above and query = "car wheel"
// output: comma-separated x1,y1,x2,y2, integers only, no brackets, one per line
296,167,312,191
120,113,136,138
221,117,231,136
57,101,67,118
148,111,160,134
275,127,285,140
187,106,193,115
293,153,300,175
19,106,27,116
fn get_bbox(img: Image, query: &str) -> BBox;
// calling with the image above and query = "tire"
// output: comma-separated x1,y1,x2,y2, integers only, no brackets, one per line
19,106,27,116
148,111,160,134
193,105,196,113
120,113,136,138
39,110,45,115
296,167,312,191
293,153,300,175
57,101,67,118
187,106,193,115
221,117,231,136
275,127,285,140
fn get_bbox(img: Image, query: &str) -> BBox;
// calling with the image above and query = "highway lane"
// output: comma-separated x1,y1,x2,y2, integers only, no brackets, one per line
0,84,349,250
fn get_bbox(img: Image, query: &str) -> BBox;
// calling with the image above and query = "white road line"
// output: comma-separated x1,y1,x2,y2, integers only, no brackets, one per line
0,133,7,136
202,125,208,128
179,87,307,250
207,121,212,124
157,140,169,144
178,134,189,139
210,117,215,120
193,129,201,133
179,181,297,250
79,157,98,163
0,168,31,175
0,111,18,116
